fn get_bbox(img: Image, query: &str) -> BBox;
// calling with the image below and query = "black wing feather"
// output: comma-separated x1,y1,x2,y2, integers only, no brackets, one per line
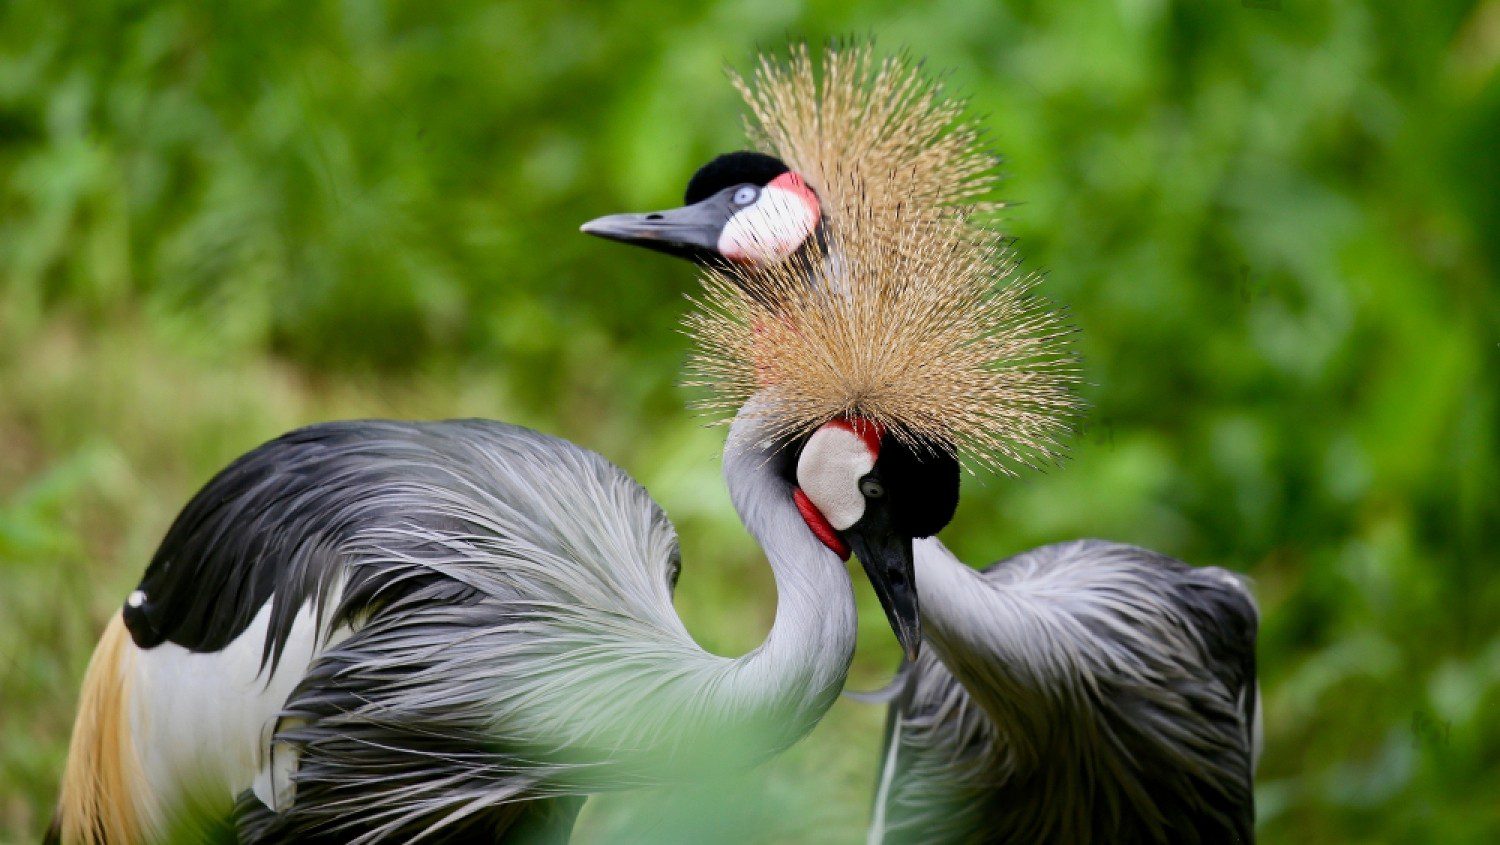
123,421,514,671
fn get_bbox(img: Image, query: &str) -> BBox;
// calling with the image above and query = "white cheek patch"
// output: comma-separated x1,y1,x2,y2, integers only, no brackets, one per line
796,426,876,531
718,185,818,264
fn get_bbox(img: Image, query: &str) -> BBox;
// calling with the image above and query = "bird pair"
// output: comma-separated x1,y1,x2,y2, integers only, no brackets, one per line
53,44,1259,844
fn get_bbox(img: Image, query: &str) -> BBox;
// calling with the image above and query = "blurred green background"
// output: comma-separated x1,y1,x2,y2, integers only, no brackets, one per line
2,0,1497,842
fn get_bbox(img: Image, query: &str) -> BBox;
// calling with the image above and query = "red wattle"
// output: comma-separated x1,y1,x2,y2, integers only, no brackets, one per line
794,487,850,560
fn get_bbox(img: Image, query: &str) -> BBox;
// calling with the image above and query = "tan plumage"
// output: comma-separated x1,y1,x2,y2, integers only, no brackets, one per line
689,45,1079,473
56,614,142,845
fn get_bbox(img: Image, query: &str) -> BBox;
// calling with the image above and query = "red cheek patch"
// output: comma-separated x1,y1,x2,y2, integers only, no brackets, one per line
768,171,821,221
794,487,850,560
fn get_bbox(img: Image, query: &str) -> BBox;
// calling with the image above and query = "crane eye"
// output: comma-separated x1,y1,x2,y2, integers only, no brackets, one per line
732,185,759,206
859,477,884,499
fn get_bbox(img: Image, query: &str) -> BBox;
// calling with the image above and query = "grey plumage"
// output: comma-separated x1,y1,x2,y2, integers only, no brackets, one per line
869,539,1259,845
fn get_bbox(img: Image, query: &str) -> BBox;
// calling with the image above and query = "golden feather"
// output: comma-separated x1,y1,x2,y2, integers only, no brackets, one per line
688,44,1079,474
731,42,1002,249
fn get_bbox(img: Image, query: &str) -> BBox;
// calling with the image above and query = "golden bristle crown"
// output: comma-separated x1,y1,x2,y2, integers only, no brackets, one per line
686,44,1080,474
732,42,1002,246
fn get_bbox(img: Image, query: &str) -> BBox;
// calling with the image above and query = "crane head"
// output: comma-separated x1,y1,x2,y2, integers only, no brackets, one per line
792,417,959,661
580,151,821,267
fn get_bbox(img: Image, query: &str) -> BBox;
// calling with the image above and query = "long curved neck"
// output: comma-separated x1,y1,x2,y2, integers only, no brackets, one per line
716,408,857,747
486,404,857,791
911,538,1059,753
911,538,987,650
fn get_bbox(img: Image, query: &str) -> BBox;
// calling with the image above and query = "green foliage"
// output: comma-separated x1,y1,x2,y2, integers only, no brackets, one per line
2,0,1497,841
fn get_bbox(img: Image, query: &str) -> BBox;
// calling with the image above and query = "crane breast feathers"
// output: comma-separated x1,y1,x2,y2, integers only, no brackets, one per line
251,429,766,834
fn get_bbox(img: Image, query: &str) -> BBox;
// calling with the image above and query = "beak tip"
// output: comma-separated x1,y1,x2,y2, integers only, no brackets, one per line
900,630,922,663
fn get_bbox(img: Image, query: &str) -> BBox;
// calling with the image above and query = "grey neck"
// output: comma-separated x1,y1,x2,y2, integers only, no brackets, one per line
912,537,1055,756
718,403,857,740
912,537,986,640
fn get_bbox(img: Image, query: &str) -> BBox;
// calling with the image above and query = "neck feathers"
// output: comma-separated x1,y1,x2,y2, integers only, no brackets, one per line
709,406,857,756
912,539,1080,757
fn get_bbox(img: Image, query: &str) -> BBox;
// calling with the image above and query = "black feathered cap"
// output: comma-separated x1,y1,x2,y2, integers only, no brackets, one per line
684,151,790,204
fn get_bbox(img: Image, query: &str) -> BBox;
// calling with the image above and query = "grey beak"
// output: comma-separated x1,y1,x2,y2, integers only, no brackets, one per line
580,196,732,262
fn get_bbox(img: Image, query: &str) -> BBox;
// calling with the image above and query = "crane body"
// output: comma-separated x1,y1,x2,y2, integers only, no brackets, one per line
869,539,1259,844
59,412,914,843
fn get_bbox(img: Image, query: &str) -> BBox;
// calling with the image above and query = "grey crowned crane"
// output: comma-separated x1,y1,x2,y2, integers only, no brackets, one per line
53,409,965,843
584,44,1262,845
